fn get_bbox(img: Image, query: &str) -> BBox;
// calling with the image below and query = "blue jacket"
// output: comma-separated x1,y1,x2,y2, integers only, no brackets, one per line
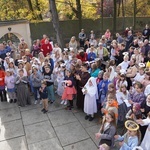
117,134,139,150
87,52,96,61
40,87,48,99
0,46,11,60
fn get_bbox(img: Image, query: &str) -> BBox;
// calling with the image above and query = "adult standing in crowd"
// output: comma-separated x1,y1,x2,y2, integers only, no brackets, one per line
125,30,133,51
41,38,53,57
78,29,86,47
75,63,90,110
142,24,150,41
69,36,78,53
18,38,28,58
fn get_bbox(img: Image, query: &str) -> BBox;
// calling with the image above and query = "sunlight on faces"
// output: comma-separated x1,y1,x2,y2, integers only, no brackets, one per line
146,95,150,103
105,114,113,123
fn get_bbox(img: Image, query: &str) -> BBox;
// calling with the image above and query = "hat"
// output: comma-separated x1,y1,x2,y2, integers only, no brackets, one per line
98,42,103,46
25,49,30,52
64,48,68,51
6,52,11,56
65,80,72,86
133,103,141,111
90,43,94,46
60,63,66,68
139,63,145,68
6,69,11,72
123,52,128,56
18,60,24,64
95,58,100,61
69,47,73,51
120,69,126,75
125,120,139,131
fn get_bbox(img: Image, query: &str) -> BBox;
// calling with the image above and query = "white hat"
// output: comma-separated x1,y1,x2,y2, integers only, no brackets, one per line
139,63,145,68
60,63,66,67
120,69,126,75
64,48,68,51
95,58,100,61
123,52,128,56
69,47,73,51
6,52,11,56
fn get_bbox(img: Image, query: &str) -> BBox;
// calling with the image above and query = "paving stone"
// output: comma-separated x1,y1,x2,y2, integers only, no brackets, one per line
0,136,28,150
48,100,64,112
85,125,101,146
19,103,41,112
74,112,99,128
63,138,98,150
21,108,49,125
25,120,56,144
28,138,63,150
54,121,89,146
0,120,24,141
48,109,77,127
0,102,17,110
0,107,21,123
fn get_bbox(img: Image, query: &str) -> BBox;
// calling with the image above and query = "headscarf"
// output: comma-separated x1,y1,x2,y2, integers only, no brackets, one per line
84,77,98,98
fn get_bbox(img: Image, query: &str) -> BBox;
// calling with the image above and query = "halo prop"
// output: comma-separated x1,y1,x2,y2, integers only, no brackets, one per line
139,63,145,68
123,52,128,56
125,120,139,131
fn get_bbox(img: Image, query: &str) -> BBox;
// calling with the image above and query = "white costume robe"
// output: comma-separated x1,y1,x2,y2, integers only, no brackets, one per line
83,77,98,115
140,117,150,150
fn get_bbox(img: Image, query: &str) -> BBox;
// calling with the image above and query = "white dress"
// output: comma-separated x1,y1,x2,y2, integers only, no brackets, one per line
140,118,150,150
83,77,98,115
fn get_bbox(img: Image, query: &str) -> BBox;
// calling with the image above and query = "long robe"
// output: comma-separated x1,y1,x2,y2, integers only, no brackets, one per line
76,71,90,110
16,76,31,107
140,118,150,150
83,77,98,115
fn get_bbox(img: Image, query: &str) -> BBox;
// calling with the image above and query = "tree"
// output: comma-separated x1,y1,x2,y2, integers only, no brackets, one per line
49,0,64,49
113,0,117,35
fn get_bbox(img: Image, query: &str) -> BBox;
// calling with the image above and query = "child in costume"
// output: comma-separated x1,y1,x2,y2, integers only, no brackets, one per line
83,77,98,121
95,111,117,148
61,69,76,110
114,120,141,150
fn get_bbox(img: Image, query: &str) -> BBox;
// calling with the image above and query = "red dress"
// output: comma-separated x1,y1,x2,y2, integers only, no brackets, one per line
61,80,77,100
0,70,5,89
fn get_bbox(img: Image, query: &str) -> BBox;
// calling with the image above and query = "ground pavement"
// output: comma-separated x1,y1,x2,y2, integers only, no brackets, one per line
0,95,120,150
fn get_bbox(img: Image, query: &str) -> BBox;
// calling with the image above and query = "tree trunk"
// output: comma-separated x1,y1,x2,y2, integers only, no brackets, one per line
26,0,34,12
113,0,117,36
101,0,104,34
35,0,43,20
76,0,82,31
133,0,137,30
49,0,64,49
122,0,125,30
118,0,121,17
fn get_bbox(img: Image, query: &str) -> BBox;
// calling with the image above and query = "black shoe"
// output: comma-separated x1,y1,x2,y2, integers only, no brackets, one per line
43,110,48,113
85,115,89,120
50,101,53,104
89,116,94,121
14,99,17,103
10,99,13,103
41,108,45,112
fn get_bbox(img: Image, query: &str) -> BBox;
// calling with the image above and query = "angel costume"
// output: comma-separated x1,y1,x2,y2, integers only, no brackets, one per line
83,77,98,115
140,117,150,150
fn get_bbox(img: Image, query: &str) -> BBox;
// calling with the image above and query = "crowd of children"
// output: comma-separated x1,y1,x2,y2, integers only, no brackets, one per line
0,25,150,149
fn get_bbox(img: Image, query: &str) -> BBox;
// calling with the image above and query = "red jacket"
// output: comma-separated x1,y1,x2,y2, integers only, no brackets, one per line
0,70,5,86
41,43,52,56
76,53,87,62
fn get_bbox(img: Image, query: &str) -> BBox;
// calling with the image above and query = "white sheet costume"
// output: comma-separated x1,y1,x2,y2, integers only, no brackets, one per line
83,77,98,115
140,117,150,150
